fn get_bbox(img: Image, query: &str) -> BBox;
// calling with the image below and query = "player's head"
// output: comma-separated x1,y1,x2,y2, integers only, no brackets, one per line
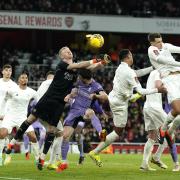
1,64,12,79
58,46,73,64
78,68,92,82
18,72,28,86
148,33,163,49
46,71,54,80
119,49,133,66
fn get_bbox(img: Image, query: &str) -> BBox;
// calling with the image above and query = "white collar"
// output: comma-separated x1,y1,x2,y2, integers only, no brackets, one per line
121,62,128,66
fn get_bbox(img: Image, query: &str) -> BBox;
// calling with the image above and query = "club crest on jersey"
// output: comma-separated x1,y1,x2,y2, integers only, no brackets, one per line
153,50,159,56
64,72,73,81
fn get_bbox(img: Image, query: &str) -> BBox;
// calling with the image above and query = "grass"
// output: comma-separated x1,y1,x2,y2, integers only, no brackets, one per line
0,153,179,180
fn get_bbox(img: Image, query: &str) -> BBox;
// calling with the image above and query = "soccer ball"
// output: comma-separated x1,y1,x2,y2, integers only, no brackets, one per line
86,34,104,48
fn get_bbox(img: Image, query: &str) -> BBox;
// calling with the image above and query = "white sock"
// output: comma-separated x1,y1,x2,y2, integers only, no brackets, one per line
168,116,180,134
54,136,63,161
40,153,46,160
49,136,63,164
0,139,5,156
31,142,40,161
162,112,175,131
25,149,29,154
4,137,9,147
153,140,167,161
10,138,17,145
94,131,119,154
142,138,155,165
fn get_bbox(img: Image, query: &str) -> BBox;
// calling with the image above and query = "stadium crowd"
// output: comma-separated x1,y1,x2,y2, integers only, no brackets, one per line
0,0,180,17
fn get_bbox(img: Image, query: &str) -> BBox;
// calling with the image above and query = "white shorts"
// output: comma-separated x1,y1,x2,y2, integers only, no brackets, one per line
162,74,180,103
57,121,63,131
108,92,128,128
143,107,167,131
1,115,34,134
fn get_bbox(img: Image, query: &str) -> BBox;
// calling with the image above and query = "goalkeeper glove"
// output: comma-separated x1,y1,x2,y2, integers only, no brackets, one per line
129,93,142,103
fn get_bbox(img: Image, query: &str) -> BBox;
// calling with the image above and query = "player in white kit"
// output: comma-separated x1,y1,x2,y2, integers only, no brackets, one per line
89,49,167,167
140,70,168,171
148,33,180,145
22,71,54,160
0,64,17,165
0,72,40,164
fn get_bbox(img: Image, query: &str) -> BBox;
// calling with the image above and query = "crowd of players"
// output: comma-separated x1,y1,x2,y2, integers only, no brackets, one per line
0,33,180,173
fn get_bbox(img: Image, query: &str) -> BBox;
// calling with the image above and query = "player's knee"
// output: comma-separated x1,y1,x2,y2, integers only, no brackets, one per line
27,132,37,142
148,130,157,140
171,102,180,115
63,131,71,141
114,127,123,136
0,128,8,139
173,117,180,127
47,125,57,134
63,127,74,141
85,109,95,119
56,130,63,137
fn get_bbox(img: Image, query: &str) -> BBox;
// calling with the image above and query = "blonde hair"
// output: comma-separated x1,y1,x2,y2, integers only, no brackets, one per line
58,46,68,59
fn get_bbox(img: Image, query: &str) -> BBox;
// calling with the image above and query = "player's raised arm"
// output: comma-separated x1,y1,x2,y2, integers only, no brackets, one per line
135,66,153,77
166,43,180,54
67,54,111,70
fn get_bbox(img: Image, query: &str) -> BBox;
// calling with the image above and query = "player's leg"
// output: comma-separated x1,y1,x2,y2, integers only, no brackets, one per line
26,126,40,163
0,117,14,165
151,140,168,169
38,127,46,150
6,114,37,153
160,76,180,142
75,122,85,165
170,143,180,171
84,109,106,141
166,122,180,171
56,126,74,172
0,127,9,166
48,121,63,170
140,129,156,171
23,134,30,160
38,125,58,170
89,99,126,167
143,108,167,170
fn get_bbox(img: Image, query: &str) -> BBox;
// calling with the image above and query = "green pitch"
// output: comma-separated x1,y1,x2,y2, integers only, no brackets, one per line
0,154,179,180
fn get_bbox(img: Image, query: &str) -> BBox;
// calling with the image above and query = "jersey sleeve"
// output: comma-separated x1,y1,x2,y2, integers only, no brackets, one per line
32,90,38,102
127,70,138,88
148,46,160,61
165,43,180,54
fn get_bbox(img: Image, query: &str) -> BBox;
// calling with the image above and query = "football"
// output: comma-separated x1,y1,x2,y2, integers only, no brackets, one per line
86,34,104,48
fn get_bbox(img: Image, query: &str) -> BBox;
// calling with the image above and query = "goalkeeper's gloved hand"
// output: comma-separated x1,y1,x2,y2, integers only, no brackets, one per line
95,54,111,65
129,93,142,103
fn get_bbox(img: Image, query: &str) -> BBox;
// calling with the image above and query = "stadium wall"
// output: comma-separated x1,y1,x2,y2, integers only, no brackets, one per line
1,11,180,34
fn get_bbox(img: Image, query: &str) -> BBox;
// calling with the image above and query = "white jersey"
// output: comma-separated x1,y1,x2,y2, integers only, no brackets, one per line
144,70,162,109
110,62,137,99
148,43,180,77
0,78,17,116
5,86,37,119
37,79,52,101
